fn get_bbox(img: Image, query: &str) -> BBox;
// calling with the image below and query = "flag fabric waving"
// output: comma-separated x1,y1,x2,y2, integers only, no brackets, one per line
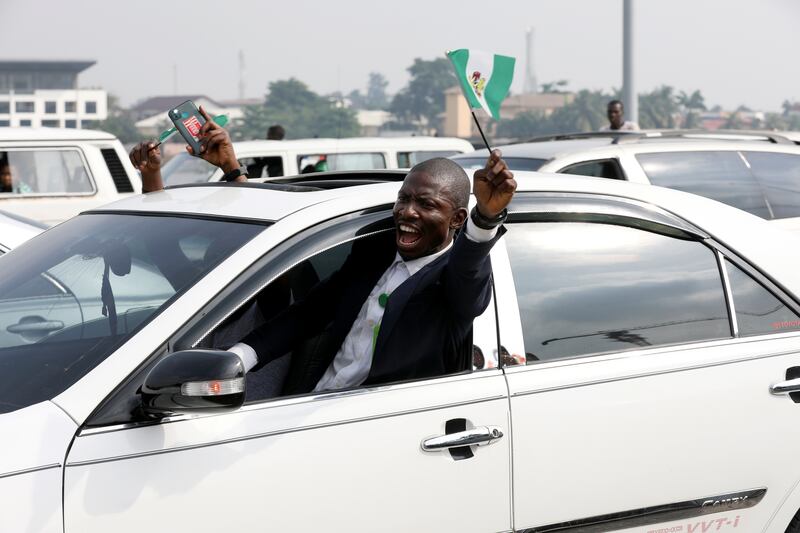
446,49,516,120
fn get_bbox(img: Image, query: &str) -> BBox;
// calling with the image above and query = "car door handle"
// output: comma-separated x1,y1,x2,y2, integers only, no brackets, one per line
770,378,800,395
7,320,64,334
421,425,504,452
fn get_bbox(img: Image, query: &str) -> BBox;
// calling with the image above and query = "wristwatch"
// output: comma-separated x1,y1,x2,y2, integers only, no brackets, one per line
221,166,249,182
470,206,508,230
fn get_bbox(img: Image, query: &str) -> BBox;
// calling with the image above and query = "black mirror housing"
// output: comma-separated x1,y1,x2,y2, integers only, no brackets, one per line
141,349,245,416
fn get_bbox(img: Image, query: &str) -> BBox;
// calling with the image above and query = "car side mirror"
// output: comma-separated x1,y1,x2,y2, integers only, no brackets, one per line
140,349,245,417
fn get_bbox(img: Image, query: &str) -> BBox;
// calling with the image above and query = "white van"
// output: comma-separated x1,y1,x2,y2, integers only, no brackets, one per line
0,128,141,225
161,137,474,186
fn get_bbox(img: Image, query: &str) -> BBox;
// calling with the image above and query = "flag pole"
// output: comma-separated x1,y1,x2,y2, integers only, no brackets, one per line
471,111,492,152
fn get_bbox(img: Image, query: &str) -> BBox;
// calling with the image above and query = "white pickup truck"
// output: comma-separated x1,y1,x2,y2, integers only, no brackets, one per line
0,128,141,225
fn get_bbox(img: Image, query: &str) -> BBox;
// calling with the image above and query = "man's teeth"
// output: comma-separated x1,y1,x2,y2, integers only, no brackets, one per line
399,224,419,233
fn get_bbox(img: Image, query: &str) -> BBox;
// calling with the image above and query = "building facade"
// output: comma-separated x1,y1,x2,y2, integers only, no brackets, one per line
0,60,107,128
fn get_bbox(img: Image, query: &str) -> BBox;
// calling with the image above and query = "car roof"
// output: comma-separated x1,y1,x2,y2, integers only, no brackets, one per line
452,138,614,160
0,210,45,249
231,136,473,153
454,135,800,161
89,170,800,297
0,127,119,142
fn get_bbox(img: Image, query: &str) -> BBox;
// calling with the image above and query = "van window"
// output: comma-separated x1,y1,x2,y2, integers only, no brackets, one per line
0,149,93,195
241,156,284,178
397,151,461,168
298,153,386,173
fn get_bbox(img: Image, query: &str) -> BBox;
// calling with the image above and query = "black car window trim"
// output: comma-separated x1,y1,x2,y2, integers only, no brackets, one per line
0,145,98,198
508,192,707,241
713,240,800,324
557,158,627,180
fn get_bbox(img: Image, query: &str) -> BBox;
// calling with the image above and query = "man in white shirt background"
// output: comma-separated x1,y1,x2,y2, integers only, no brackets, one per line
600,99,640,131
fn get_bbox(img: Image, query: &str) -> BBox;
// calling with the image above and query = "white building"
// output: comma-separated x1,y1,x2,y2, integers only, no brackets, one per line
0,60,107,128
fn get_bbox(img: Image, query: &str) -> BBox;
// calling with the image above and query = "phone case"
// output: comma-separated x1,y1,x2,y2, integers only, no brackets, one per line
168,101,206,156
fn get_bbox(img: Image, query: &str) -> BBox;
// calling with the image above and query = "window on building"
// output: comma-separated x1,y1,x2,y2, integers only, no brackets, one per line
504,221,730,362
15,101,34,113
41,120,59,128
0,121,9,127
11,74,32,92
45,101,57,114
64,119,77,129
0,102,9,114
64,101,76,113
0,149,94,195
19,120,31,127
84,101,97,114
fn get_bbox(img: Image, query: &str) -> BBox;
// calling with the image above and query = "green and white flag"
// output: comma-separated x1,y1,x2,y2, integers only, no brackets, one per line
446,49,516,120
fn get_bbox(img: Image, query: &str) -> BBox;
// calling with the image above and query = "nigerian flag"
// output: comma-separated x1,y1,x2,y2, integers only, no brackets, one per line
446,49,516,120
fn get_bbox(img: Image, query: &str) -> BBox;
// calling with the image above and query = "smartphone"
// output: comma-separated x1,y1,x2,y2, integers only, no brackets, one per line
168,100,206,156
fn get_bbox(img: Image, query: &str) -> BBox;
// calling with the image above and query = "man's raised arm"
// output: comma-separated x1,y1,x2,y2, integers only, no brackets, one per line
129,106,246,193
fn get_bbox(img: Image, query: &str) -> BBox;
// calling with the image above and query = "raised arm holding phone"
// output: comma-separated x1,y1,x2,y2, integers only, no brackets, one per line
130,105,246,193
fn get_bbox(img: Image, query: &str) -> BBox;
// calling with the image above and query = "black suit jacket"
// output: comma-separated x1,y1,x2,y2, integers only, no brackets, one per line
243,226,505,393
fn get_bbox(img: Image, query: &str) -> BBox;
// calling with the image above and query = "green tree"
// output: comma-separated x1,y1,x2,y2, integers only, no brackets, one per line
365,72,389,110
235,78,360,140
540,80,569,93
496,110,549,138
85,94,140,144
547,89,609,132
638,86,679,129
390,58,457,130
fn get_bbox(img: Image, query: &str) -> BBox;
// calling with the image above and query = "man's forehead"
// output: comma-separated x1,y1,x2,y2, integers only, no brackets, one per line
400,170,445,194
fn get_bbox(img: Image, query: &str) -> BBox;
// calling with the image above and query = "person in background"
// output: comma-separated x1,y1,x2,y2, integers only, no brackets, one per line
0,162,33,194
266,124,285,140
600,100,640,131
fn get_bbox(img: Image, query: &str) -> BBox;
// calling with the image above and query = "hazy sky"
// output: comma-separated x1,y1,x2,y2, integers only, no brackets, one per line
1,0,798,111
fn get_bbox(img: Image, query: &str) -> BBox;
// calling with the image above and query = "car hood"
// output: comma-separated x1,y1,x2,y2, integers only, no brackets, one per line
0,401,77,477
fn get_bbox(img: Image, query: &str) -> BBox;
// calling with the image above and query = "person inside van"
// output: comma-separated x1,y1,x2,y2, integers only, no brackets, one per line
0,161,33,194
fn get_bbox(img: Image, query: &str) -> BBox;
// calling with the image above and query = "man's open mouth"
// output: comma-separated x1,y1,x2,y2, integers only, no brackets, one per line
397,223,422,246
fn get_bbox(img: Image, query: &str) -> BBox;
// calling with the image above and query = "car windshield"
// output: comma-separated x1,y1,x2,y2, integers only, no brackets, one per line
0,213,264,414
454,157,547,172
162,152,219,186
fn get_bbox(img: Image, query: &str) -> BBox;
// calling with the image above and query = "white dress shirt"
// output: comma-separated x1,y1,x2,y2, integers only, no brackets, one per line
229,217,498,392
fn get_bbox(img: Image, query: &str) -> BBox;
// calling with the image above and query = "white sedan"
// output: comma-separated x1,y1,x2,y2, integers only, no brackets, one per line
1,172,800,533
0,209,44,255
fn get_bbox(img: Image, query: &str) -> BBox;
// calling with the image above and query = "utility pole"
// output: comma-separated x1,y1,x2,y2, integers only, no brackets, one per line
622,0,638,123
524,28,538,94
